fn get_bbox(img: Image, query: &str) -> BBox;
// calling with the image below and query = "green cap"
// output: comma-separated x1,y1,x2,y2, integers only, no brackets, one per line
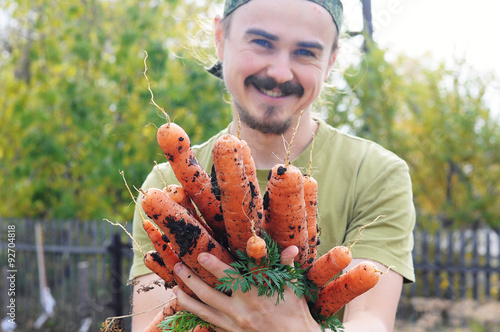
224,0,343,33
208,0,343,79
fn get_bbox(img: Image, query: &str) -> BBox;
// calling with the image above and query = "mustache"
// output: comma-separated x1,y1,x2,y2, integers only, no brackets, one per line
244,75,304,97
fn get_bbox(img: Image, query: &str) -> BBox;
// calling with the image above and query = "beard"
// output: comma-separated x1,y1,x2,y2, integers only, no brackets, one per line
235,101,292,135
234,75,304,135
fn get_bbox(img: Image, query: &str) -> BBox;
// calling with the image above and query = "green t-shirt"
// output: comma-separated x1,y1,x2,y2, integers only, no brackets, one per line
129,118,415,283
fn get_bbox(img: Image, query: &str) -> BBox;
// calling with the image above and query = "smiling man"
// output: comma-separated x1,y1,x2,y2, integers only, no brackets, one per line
129,0,415,331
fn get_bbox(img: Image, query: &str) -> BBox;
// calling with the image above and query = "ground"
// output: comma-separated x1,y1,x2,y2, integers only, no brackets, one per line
395,298,500,332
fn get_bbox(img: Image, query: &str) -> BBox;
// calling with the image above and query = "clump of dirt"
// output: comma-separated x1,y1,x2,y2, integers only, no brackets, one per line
165,216,202,258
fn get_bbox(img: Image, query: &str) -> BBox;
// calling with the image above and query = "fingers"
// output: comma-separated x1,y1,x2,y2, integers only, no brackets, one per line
174,261,230,309
197,252,235,279
280,245,299,266
173,263,235,331
173,284,227,328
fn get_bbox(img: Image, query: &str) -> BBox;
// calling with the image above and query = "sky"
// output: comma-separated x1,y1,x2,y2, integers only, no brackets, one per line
341,0,500,117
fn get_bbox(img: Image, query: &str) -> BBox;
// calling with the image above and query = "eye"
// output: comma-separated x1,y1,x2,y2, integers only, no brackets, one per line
252,39,273,49
295,49,316,58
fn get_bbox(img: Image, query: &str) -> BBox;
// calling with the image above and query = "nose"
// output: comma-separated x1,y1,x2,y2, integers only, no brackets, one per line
266,52,294,84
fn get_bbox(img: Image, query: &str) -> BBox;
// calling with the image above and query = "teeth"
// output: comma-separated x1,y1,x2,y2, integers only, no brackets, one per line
259,87,284,98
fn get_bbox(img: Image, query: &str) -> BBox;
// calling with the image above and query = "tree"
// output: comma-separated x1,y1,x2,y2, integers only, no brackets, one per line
0,0,231,220
326,43,500,229
2,1,499,231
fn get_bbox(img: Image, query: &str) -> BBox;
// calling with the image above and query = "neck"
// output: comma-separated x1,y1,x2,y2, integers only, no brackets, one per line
229,110,319,169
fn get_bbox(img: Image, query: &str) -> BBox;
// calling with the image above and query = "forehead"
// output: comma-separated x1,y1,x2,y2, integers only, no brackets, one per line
228,0,336,45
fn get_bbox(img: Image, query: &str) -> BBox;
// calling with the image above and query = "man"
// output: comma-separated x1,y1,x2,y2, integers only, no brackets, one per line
129,0,415,330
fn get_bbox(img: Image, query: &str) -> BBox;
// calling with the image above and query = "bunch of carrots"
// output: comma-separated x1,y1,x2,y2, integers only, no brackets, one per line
134,53,385,332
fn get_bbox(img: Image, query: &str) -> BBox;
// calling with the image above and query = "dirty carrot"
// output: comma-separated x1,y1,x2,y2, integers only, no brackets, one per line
262,110,308,265
303,174,319,269
142,219,196,297
263,163,309,265
307,245,352,288
143,51,224,244
212,134,261,254
312,261,382,318
246,234,267,264
156,122,226,243
144,250,175,287
302,132,319,269
163,184,214,238
141,188,234,289
307,215,386,288
241,139,264,230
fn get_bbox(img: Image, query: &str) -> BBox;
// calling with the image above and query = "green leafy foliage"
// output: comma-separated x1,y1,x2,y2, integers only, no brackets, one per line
157,311,215,332
315,314,345,332
215,231,315,304
158,232,343,332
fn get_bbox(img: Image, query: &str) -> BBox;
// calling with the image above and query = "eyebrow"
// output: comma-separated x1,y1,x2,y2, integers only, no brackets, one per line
245,28,324,51
297,41,324,51
245,28,279,41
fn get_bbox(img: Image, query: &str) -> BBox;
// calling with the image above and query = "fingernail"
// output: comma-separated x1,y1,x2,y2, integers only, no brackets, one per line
198,253,209,265
174,262,183,274
173,287,178,296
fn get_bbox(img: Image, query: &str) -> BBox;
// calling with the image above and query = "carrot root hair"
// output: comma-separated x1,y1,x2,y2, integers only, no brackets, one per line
348,214,386,252
143,50,170,124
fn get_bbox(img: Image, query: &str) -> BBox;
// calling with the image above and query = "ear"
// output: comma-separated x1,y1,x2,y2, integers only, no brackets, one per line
214,16,225,61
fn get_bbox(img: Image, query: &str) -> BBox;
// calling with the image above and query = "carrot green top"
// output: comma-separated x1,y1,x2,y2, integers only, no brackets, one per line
129,118,415,283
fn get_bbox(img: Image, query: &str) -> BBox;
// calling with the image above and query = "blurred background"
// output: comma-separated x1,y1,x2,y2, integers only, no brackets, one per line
0,0,499,331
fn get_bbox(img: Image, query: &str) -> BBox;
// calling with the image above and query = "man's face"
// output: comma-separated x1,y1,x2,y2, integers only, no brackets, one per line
216,0,337,135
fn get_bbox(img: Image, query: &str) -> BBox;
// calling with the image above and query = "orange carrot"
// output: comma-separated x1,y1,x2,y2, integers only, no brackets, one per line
308,215,385,287
164,184,214,238
241,139,264,229
143,297,184,332
143,219,178,270
212,134,262,254
307,245,352,288
141,188,234,289
246,234,267,264
142,219,197,297
156,122,226,243
144,250,175,287
312,261,382,317
263,164,309,265
143,219,177,261
302,132,319,269
303,174,319,269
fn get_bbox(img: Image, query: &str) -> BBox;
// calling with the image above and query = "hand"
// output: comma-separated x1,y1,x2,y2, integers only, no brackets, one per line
173,246,321,332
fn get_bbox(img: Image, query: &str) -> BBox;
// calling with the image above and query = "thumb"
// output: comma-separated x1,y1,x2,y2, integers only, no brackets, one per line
280,245,299,266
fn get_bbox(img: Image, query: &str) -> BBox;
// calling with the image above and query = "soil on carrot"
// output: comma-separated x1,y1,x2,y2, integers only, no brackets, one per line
206,239,216,252
151,251,166,267
248,180,260,214
263,191,270,210
210,165,221,200
161,234,170,243
188,154,198,166
277,166,287,176
165,216,202,258
214,212,224,221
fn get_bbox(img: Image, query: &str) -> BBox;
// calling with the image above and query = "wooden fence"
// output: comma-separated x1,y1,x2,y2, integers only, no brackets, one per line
402,227,500,301
0,218,133,332
0,218,499,331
